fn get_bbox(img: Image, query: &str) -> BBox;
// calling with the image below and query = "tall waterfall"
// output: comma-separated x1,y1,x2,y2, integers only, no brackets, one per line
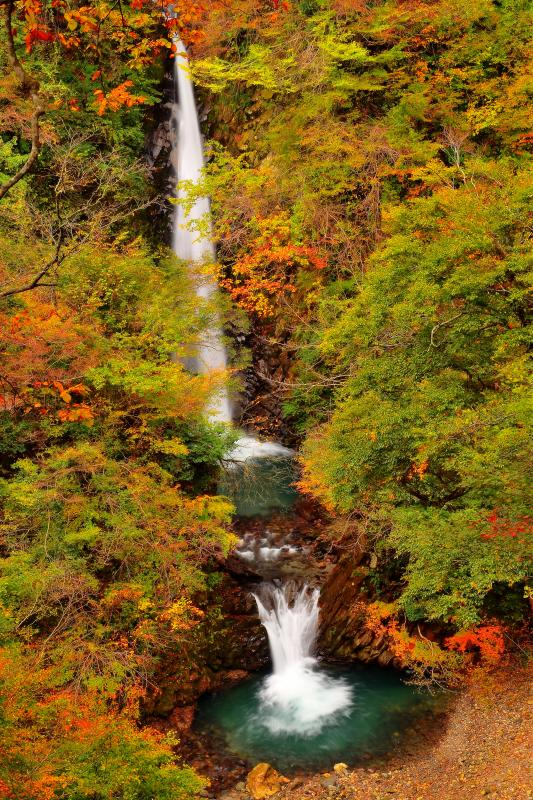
171,40,232,424
254,583,353,735
170,42,294,463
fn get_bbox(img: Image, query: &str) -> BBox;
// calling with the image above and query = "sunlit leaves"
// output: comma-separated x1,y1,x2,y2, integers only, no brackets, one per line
220,212,326,318
299,173,531,628
0,647,208,799
93,81,147,116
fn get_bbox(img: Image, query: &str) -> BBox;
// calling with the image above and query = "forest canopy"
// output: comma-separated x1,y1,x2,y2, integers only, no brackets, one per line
0,1,236,796
0,0,531,797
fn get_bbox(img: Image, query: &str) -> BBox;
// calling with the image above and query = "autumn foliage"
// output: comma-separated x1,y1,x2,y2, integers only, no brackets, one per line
0,649,206,799
0,245,234,795
0,6,237,778
192,0,531,668
445,625,506,665
0,0,531,792
220,213,326,318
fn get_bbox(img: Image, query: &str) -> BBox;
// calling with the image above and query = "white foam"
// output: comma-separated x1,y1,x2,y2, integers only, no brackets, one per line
259,546,282,560
259,660,353,736
224,435,293,466
253,583,353,736
237,549,255,561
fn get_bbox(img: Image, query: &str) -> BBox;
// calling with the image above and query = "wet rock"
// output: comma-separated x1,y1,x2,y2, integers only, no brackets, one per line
234,326,297,445
317,557,367,655
168,704,195,733
317,555,403,667
222,669,249,687
224,552,263,578
246,763,289,799
377,650,394,667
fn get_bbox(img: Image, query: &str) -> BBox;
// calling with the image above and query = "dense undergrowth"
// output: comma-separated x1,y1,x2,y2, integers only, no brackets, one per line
0,0,531,797
0,1,236,797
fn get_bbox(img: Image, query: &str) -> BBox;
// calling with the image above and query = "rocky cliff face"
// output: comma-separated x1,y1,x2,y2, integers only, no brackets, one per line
146,571,269,721
234,327,296,446
318,556,401,669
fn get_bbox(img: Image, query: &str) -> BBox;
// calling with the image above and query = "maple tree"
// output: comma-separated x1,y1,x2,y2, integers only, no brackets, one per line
219,213,326,318
0,236,235,795
0,650,207,798
0,0,224,206
0,8,236,777
445,624,506,665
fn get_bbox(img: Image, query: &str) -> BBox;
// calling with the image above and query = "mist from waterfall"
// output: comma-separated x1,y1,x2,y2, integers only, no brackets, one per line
254,583,353,736
171,39,232,424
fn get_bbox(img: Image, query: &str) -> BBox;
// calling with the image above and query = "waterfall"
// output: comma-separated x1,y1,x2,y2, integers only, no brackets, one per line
170,40,295,463
254,583,320,673
170,54,352,736
171,39,232,424
254,583,353,736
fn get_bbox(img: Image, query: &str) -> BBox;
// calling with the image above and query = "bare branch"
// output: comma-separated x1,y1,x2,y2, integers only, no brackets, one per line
428,312,464,350
0,0,44,201
0,231,63,298
0,131,162,299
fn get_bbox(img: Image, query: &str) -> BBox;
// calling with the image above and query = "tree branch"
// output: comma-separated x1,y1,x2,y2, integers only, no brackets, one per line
0,231,63,298
0,0,44,201
428,311,464,350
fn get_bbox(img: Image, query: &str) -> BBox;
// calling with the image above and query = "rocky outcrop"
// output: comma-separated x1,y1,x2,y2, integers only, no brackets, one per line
318,557,400,668
233,325,297,447
146,571,269,720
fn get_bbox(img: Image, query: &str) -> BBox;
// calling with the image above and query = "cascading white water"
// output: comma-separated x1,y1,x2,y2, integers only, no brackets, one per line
170,41,296,462
254,583,353,735
223,435,292,465
171,40,232,424
254,584,320,673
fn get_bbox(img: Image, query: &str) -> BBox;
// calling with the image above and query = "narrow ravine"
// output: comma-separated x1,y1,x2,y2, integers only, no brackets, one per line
169,38,445,797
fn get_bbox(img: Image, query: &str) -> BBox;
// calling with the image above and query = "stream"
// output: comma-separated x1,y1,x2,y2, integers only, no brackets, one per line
195,461,441,778
169,40,443,789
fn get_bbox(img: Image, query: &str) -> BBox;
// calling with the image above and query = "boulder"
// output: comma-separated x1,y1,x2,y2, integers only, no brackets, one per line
320,773,337,788
333,763,348,773
246,763,288,799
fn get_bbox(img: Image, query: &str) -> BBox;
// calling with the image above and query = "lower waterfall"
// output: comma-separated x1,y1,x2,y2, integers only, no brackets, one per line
195,490,441,776
253,583,353,735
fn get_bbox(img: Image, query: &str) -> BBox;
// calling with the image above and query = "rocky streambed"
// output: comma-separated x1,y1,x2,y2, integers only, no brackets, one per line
141,475,448,797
